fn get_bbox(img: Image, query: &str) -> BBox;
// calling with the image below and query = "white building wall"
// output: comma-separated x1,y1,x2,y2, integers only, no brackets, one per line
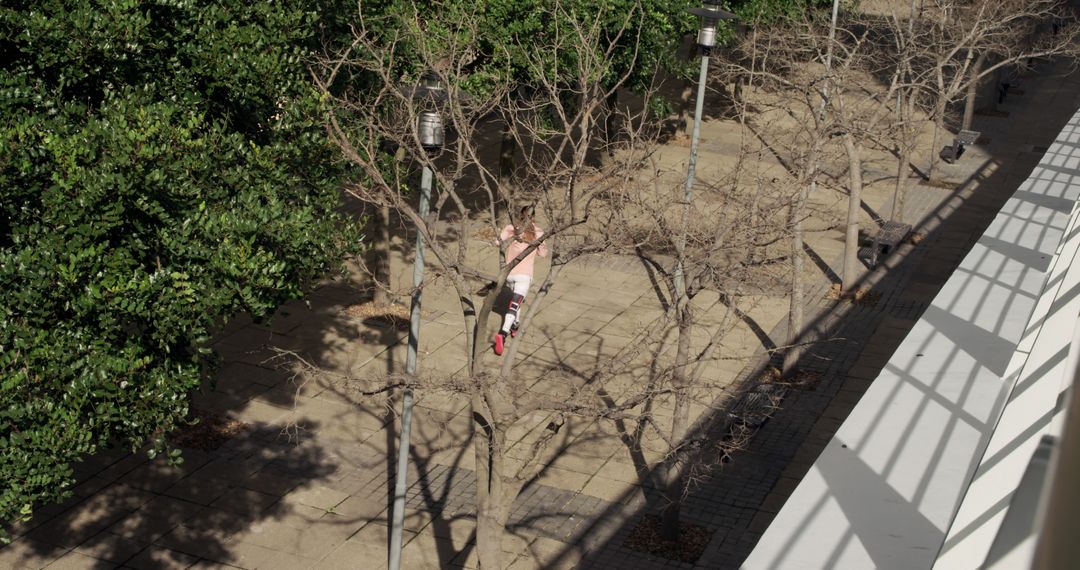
936,122,1080,569
744,110,1080,570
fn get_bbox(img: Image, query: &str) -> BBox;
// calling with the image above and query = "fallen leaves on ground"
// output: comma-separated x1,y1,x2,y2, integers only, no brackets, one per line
785,369,823,390
828,284,881,306
169,410,249,451
624,514,712,563
342,301,410,327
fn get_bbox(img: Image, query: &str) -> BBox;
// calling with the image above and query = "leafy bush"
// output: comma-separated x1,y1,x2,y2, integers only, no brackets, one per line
0,0,359,538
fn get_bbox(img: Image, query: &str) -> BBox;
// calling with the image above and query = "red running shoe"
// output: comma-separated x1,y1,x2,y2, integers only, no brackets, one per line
493,333,505,355
510,324,519,338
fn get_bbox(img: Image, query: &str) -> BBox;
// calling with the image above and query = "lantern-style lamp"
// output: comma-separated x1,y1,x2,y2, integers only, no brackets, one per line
419,70,443,93
418,111,444,150
414,71,447,151
688,1,738,50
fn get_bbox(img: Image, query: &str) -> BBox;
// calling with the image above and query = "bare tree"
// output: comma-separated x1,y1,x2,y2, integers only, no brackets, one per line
728,10,843,373
602,142,791,541
718,4,917,363
825,14,906,293
908,0,1080,182
313,3,666,567
883,0,923,223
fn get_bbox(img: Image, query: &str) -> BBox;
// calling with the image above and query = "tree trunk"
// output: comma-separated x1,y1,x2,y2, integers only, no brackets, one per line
660,305,693,541
894,143,910,223
841,134,863,294
782,130,821,375
927,96,947,182
892,87,915,222
747,180,764,265
676,82,694,138
961,52,987,132
474,406,509,570
372,204,392,307
783,185,808,376
988,64,1004,113
602,90,619,166
498,121,515,191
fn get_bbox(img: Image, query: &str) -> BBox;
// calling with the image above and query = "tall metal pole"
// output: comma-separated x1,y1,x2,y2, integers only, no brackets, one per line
388,164,432,570
677,3,736,287
673,53,710,296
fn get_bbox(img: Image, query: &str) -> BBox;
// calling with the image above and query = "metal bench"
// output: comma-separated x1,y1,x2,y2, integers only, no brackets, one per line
858,220,912,268
939,130,981,164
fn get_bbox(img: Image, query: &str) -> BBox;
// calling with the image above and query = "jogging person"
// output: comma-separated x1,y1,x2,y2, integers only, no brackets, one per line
494,206,547,355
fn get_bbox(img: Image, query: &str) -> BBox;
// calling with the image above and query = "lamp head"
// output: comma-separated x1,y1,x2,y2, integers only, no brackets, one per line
419,71,443,94
687,2,737,49
418,111,444,150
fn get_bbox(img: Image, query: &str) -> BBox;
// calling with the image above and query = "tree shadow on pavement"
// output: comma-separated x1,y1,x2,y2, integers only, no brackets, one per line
560,73,1065,567
5,422,347,569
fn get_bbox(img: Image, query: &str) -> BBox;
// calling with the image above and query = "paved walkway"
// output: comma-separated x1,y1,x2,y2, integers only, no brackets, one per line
684,58,1080,569
3,52,1079,570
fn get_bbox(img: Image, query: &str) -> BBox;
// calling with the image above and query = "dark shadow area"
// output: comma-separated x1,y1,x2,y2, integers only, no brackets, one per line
803,242,842,285
634,249,675,312
649,51,746,146
6,424,347,569
862,198,885,225
396,430,477,567
720,291,778,354
488,284,516,321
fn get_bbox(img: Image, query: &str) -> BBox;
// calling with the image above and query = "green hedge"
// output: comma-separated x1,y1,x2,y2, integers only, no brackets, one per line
0,0,359,537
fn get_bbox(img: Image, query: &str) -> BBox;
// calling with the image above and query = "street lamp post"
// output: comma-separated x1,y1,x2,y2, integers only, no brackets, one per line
674,2,737,293
388,72,445,570
660,2,738,540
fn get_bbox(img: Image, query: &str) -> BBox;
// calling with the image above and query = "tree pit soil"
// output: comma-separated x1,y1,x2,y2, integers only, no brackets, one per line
925,179,961,190
975,108,1009,119
342,301,411,328
785,370,824,390
624,515,713,563
828,283,882,306
169,410,250,451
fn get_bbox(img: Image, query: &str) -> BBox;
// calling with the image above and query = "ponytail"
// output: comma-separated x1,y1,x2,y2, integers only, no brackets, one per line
521,223,537,242
517,204,538,241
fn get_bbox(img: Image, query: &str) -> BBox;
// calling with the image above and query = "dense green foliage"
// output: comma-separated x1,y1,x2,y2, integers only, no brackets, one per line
345,0,702,101
476,0,698,92
0,0,831,541
0,0,359,537
733,0,835,21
